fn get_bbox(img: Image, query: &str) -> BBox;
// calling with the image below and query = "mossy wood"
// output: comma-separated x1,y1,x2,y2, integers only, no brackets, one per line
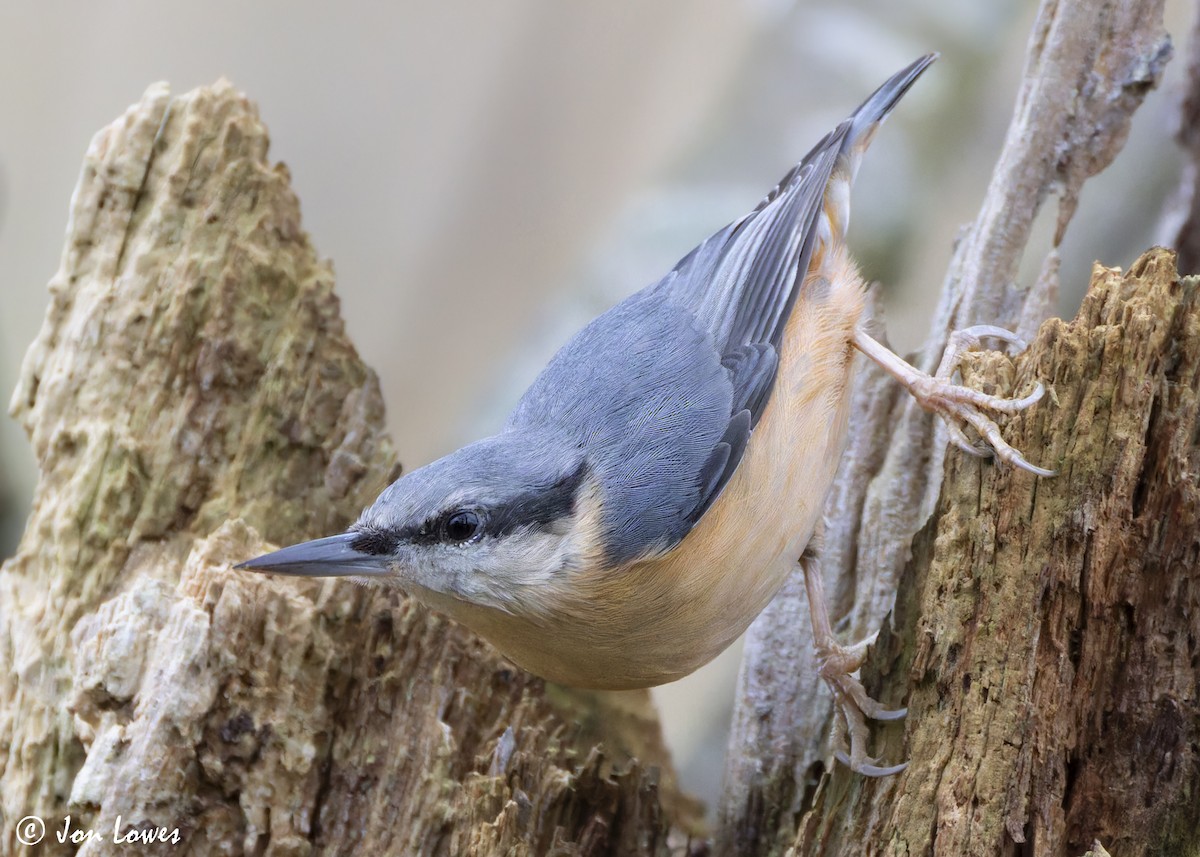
0,82,692,857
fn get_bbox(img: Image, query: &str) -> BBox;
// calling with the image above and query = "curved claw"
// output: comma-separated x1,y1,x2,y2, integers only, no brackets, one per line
936,324,1033,388
955,324,1029,350
1015,380,1045,408
956,406,1056,476
936,325,1027,378
835,750,909,778
1006,452,1056,478
982,384,1044,414
804,555,910,781
945,419,991,458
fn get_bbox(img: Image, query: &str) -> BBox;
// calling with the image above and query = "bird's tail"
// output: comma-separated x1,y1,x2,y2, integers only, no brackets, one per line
663,53,937,358
842,52,937,173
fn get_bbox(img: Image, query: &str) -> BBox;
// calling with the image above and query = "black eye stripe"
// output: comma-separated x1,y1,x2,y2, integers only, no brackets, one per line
355,459,590,550
350,524,400,556
485,459,589,537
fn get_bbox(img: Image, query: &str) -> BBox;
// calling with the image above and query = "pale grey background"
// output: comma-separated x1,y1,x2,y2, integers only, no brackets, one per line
1,0,1190,812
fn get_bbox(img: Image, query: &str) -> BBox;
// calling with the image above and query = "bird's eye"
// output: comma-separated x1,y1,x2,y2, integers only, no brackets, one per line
443,510,483,543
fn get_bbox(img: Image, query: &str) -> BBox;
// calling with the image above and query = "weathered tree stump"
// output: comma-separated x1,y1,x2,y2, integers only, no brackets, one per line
798,250,1200,855
0,81,692,857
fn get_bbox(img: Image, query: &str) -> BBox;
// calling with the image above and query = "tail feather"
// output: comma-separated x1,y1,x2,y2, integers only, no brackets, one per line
665,54,937,358
845,52,938,163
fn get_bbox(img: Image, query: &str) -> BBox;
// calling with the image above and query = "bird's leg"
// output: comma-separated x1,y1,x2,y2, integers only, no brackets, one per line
801,550,907,777
852,324,1053,476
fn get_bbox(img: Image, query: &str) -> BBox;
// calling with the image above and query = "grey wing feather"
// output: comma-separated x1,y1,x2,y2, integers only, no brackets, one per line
670,121,849,359
722,342,779,424
508,292,736,565
509,129,850,564
673,54,937,523
691,408,751,521
666,122,851,523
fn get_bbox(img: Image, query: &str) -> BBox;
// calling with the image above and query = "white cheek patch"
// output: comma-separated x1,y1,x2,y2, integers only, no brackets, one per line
401,521,580,613
482,531,572,586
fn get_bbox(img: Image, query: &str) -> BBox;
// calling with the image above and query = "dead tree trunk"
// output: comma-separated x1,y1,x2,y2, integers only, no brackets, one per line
806,249,1199,855
0,81,695,857
717,1,1198,856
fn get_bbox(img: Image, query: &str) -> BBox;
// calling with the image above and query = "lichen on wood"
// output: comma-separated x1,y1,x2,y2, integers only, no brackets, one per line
0,80,692,857
718,1,1178,853
795,249,1200,855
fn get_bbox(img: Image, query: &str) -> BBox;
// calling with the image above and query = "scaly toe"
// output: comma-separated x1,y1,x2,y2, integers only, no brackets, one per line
937,325,1026,378
853,327,1051,474
921,376,1043,415
961,379,1045,415
956,407,1055,476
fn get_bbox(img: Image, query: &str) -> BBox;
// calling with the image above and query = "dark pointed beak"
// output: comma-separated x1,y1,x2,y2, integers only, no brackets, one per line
235,532,393,577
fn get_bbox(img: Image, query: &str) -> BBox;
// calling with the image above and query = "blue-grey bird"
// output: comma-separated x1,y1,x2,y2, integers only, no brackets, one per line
239,54,1049,776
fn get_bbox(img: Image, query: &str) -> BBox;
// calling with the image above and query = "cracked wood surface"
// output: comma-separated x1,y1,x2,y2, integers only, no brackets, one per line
0,81,691,857
718,2,1178,854
795,249,1200,855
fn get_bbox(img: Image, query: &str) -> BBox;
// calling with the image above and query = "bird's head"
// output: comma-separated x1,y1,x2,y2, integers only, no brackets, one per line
238,431,600,614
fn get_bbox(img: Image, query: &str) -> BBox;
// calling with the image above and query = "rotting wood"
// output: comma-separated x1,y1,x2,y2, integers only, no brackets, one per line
0,80,695,857
718,1,1175,854
794,248,1200,855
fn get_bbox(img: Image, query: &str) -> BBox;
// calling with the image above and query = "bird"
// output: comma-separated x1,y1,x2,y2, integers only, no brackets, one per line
238,54,1050,776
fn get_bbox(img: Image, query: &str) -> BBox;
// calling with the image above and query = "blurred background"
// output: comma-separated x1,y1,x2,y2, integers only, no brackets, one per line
0,0,1192,812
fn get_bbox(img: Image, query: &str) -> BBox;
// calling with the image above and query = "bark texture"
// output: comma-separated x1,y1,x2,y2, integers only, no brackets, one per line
797,248,1200,855
718,1,1176,854
0,81,691,857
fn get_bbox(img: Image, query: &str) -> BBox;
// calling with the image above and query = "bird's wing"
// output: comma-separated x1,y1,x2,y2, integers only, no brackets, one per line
669,123,848,363
506,134,849,566
663,122,850,522
664,52,936,524
508,291,739,565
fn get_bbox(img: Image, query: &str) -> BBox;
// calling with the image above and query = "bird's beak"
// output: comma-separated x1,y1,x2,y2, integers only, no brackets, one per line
235,532,393,577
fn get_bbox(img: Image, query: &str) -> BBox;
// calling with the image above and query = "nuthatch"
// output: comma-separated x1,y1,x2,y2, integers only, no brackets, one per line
240,54,1050,776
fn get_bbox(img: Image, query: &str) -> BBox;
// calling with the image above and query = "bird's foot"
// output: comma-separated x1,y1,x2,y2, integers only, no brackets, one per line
853,324,1053,476
802,555,907,777
816,631,908,777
